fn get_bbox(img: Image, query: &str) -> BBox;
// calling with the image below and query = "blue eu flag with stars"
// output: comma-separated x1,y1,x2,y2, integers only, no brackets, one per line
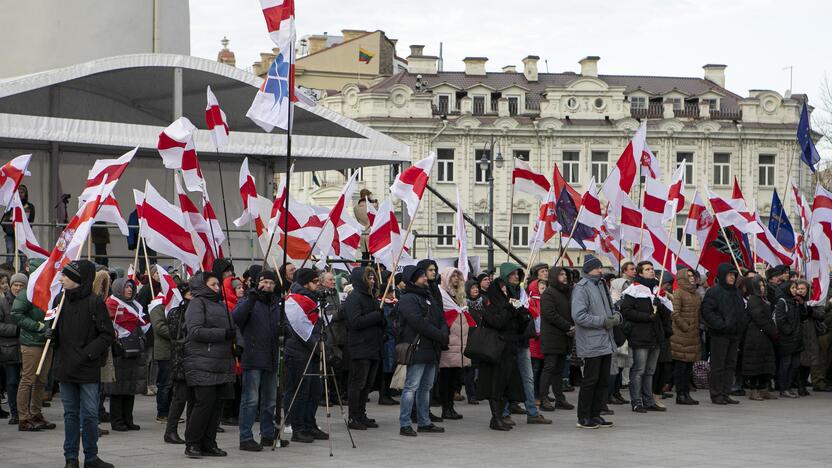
768,189,795,250
798,102,821,173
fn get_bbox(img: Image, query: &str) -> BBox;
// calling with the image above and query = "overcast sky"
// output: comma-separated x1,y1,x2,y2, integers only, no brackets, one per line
190,0,831,151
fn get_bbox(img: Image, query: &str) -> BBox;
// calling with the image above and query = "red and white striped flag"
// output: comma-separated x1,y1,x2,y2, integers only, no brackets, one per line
148,266,183,317
685,191,713,248
175,174,214,272
94,195,129,236
707,189,761,235
106,295,149,339
0,154,32,209
369,198,413,271
602,121,646,207
455,188,469,279
205,86,230,151
390,153,435,220
139,182,201,272
512,159,550,201
157,117,204,192
667,159,686,213
28,181,111,312
753,213,793,267
576,177,603,230
10,192,48,259
593,223,624,266
642,177,669,227
201,194,225,259
126,264,137,284
233,158,259,228
811,183,832,226
285,292,319,341
791,183,810,233
78,148,136,205
318,171,362,260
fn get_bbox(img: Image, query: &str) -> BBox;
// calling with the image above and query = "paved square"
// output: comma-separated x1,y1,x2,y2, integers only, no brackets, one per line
2,390,831,468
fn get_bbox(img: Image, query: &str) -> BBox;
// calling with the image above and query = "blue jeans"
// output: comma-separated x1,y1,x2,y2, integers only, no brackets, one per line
502,347,540,417
239,368,278,442
629,347,660,406
399,362,436,427
3,364,20,417
60,382,100,462
284,357,321,433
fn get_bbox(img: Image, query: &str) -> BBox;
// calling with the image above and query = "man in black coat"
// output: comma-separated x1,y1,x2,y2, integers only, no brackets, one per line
701,263,743,405
233,270,281,451
47,260,115,468
343,267,383,430
397,265,449,437
539,266,575,410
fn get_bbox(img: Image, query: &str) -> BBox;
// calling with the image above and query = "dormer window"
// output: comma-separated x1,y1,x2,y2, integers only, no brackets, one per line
437,94,450,114
630,96,647,109
473,95,486,115
667,97,683,110
702,98,718,110
508,96,519,116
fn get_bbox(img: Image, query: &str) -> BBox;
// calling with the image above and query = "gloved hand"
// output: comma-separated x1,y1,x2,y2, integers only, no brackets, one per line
603,313,622,330
225,328,236,340
44,327,56,341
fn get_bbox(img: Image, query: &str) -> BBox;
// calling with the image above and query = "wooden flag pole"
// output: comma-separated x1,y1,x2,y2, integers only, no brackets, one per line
13,220,19,272
670,189,697,270
35,294,66,376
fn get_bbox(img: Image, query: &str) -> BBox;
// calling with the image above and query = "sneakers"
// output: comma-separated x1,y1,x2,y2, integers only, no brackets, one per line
82,457,115,468
400,425,417,437
156,416,167,424
591,417,614,428
18,419,40,431
645,404,667,412
417,423,445,433
32,415,56,430
526,414,552,424
748,390,765,401
239,439,263,452
576,418,599,429
780,390,799,399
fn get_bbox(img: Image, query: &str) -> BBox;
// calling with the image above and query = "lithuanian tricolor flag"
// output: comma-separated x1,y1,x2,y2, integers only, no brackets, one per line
358,48,375,64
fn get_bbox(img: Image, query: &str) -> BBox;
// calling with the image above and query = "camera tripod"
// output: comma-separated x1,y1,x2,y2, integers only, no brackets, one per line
271,302,356,456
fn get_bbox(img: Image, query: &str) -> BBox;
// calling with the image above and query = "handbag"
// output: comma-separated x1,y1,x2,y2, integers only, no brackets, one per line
463,325,504,364
115,327,145,359
390,364,407,390
395,335,420,365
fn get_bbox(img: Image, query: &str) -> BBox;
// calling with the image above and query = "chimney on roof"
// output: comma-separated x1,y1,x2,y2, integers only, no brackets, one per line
342,29,368,42
217,37,236,67
502,65,517,73
522,56,539,82
579,56,600,77
307,35,328,54
407,46,438,74
463,57,488,76
410,45,425,56
703,64,727,88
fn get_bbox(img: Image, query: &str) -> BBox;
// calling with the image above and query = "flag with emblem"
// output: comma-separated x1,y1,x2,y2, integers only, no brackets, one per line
248,0,296,132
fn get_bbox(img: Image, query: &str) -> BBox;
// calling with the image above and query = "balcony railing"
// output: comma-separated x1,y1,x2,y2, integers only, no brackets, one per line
710,107,742,120
630,103,664,119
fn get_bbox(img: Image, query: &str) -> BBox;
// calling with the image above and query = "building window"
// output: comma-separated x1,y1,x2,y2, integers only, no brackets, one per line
436,149,454,182
513,150,530,162
562,151,580,184
759,154,775,187
437,94,450,114
473,96,486,115
591,151,609,183
474,213,489,247
475,149,491,183
676,216,694,248
713,153,731,186
511,214,529,248
389,164,401,185
436,213,454,247
677,152,694,184
630,96,647,110
507,96,519,116
345,167,363,181
702,98,718,110
667,97,683,110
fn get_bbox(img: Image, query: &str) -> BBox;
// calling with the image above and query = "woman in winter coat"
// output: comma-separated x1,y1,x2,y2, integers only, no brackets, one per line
671,267,701,405
0,273,23,422
477,278,529,431
437,267,473,420
773,280,803,398
463,280,481,404
105,278,149,432
527,279,546,407
538,267,575,410
741,276,778,401
796,280,823,396
182,272,236,458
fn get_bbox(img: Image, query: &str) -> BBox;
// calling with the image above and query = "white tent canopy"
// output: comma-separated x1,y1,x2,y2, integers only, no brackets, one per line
0,54,409,266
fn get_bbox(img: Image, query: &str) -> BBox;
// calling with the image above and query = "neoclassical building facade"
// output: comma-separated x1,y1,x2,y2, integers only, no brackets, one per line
301,46,811,268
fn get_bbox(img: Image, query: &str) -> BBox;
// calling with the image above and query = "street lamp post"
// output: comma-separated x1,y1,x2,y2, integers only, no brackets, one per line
478,134,504,272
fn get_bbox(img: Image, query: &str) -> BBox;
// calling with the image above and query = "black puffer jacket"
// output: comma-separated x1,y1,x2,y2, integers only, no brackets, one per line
183,274,236,387
168,299,190,382
417,259,444,317
52,263,115,384
232,289,281,372
539,271,573,355
742,294,777,376
397,284,449,365
343,268,384,360
773,284,804,355
620,278,671,348
702,263,743,337
284,282,322,361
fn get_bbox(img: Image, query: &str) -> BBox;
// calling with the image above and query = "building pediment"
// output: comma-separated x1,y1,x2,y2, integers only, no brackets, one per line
696,121,722,134
614,117,641,131
493,116,520,131
658,119,686,133
564,76,610,92
498,84,530,93
536,117,564,131
454,115,482,130
430,82,462,91
465,83,497,92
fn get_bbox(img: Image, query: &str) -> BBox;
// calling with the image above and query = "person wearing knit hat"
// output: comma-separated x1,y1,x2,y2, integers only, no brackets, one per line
293,267,318,289
571,253,619,429
49,259,116,468
9,272,27,293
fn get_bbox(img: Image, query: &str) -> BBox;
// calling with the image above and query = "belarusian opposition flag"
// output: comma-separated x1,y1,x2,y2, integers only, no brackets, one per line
685,191,713,248
602,121,646,206
708,189,761,235
455,188,469,279
140,182,201,272
78,147,136,205
390,153,435,220
369,198,410,271
148,266,183,317
9,192,47,259
576,177,603,231
285,293,319,342
205,86,230,151
233,158,259,228
318,170,362,260
106,295,148,339
157,117,204,192
0,154,32,208
642,177,669,227
175,174,213,272
512,159,550,200
94,195,129,236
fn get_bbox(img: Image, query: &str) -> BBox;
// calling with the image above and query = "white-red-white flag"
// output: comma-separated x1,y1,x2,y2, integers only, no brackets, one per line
94,195,129,236
174,174,213,272
140,182,201,272
28,181,111,312
576,177,603,230
602,121,646,206
233,158,259,228
368,198,413,271
390,153,435,220
668,159,686,213
9,192,48,259
107,295,149,339
643,177,669,227
753,213,793,267
157,117,204,192
685,191,713,248
318,170,362,260
707,189,762,235
791,183,810,233
811,183,832,226
285,293,319,341
78,148,136,205
0,154,32,209
455,188,469,279
205,86,230,151
201,194,225,259
806,223,831,305
512,159,550,201
640,143,660,180
147,266,183,317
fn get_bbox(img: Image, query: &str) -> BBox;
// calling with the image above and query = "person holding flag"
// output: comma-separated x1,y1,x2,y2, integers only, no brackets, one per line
701,263,743,405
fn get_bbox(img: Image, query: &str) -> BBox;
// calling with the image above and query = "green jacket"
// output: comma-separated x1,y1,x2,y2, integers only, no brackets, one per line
148,303,172,361
10,291,47,347
499,262,523,299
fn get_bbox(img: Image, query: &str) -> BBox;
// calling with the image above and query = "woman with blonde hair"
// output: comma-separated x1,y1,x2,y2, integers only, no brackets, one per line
437,267,474,420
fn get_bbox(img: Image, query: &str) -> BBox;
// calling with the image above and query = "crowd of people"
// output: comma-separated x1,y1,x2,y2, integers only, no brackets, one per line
1,252,831,467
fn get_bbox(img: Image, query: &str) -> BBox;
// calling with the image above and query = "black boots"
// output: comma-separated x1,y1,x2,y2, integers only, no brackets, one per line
676,392,700,405
488,399,511,431
441,403,463,420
